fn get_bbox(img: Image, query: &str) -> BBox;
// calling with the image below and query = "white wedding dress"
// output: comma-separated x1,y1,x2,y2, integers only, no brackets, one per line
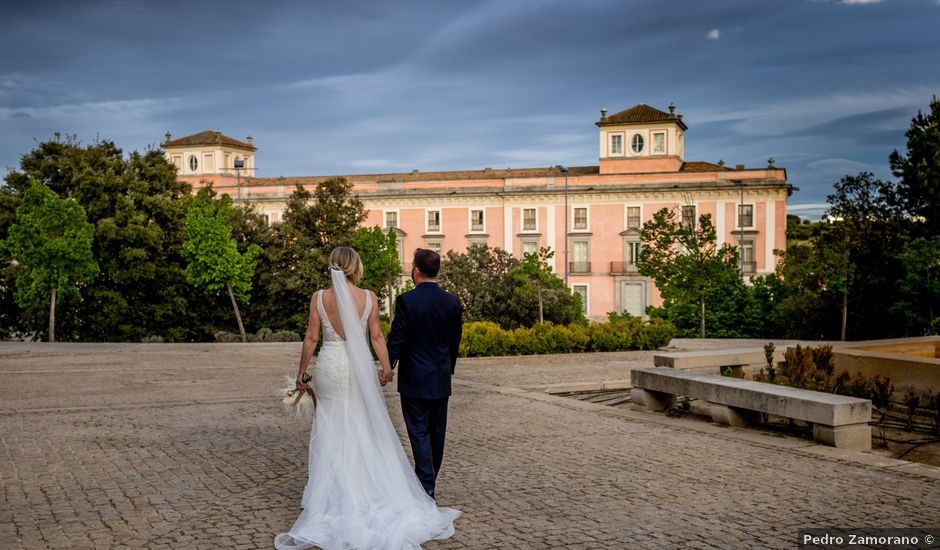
275,269,460,550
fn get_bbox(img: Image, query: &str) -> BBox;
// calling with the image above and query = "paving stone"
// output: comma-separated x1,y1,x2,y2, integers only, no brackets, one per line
0,342,938,549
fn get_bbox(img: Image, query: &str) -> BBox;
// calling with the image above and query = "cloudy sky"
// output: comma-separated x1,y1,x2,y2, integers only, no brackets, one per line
1,0,937,218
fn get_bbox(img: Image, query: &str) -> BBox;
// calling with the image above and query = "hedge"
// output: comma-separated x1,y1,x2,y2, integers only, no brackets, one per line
458,318,675,357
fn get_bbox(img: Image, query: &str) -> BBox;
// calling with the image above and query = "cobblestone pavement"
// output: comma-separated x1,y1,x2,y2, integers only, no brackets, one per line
2,342,939,549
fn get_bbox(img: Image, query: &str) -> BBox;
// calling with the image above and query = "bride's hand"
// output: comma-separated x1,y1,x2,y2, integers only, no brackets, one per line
379,366,393,386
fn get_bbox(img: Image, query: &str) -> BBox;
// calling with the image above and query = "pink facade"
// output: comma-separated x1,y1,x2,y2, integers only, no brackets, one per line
169,104,792,321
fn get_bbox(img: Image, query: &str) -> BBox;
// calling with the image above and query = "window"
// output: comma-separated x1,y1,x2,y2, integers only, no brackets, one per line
521,239,538,257
740,239,756,274
652,132,666,154
626,206,641,229
471,209,484,232
385,211,398,229
626,239,642,268
738,204,754,228
574,207,588,230
631,134,645,154
573,285,588,315
610,134,623,156
425,240,442,254
681,205,696,228
224,153,231,169
188,155,198,172
203,153,214,172
427,210,441,232
571,239,590,273
468,236,488,248
522,208,536,231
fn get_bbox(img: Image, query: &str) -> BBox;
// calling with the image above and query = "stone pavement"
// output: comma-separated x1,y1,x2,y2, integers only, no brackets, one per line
1,342,939,549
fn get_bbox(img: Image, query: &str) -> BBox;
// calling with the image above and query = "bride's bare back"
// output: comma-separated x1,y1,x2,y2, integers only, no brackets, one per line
319,284,368,340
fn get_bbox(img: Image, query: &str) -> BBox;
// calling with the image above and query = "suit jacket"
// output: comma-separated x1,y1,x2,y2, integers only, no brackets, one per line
386,282,463,399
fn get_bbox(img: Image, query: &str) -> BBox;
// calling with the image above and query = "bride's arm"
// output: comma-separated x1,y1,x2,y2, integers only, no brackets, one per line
367,291,393,384
297,291,321,389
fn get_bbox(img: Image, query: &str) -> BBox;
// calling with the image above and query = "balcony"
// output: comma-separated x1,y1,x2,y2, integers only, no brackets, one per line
569,262,591,274
742,261,757,275
610,261,638,274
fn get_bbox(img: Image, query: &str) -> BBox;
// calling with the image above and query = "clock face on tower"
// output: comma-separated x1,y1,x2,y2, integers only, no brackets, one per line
189,155,198,172
631,134,645,154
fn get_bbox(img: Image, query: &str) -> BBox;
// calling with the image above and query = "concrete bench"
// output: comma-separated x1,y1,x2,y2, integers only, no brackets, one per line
630,367,872,450
653,347,784,378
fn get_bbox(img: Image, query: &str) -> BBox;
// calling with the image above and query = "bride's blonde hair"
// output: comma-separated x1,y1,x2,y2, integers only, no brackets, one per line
328,247,364,284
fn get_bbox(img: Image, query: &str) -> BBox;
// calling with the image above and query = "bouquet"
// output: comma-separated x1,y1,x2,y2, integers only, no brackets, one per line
279,373,317,418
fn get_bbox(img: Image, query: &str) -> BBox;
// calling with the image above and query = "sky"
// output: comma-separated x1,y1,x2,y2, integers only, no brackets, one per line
1,0,938,219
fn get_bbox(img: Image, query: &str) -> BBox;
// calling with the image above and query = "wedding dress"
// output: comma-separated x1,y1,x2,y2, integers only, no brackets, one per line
275,268,460,550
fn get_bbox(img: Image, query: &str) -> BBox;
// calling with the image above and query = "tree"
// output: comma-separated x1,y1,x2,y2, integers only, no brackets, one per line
182,189,261,342
2,135,195,342
439,244,583,329
893,236,940,334
890,95,940,236
2,180,98,341
265,180,365,334
638,207,741,337
351,226,402,313
825,172,908,340
513,247,557,324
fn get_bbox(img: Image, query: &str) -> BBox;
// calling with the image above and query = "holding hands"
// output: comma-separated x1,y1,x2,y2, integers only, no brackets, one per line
378,365,394,386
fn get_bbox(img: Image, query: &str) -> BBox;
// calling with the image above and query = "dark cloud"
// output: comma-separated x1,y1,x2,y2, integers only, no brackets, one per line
1,0,938,216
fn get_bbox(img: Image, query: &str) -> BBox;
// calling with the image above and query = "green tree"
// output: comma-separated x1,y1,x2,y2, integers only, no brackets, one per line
825,172,908,340
513,247,558,324
439,244,582,329
638,207,741,337
893,236,940,334
351,226,402,313
890,95,940,236
263,180,365,334
182,189,261,342
2,135,195,341
2,180,98,342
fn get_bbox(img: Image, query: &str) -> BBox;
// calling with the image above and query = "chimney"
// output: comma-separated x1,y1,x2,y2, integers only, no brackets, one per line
668,102,676,116
411,169,419,175
246,135,253,145
164,131,171,143
677,112,684,123
735,163,745,170
600,108,608,120
215,130,222,144
718,159,725,167
767,157,776,168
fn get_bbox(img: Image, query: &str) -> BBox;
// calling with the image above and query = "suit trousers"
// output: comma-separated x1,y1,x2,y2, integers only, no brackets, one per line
400,394,449,497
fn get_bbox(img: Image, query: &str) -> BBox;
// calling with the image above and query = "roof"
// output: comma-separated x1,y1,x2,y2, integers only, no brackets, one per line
245,160,767,186
162,130,256,151
680,161,731,172
249,165,601,185
596,103,688,130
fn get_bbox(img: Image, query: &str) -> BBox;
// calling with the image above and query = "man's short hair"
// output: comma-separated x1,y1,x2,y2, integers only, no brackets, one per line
413,248,441,278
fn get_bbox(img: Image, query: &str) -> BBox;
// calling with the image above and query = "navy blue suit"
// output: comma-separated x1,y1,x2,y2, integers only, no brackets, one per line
386,282,462,497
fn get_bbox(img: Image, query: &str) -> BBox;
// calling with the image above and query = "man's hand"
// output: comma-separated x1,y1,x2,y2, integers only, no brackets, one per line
378,366,394,386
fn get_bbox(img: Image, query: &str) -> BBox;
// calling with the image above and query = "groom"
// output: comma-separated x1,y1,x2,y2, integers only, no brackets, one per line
386,248,463,499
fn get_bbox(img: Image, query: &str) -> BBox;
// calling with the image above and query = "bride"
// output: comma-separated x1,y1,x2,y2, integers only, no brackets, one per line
274,247,460,550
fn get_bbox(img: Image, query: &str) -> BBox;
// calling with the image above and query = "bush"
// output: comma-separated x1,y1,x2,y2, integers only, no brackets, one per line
460,322,513,357
635,318,676,350
141,335,164,344
256,327,273,341
457,318,675,357
215,331,242,343
266,331,300,342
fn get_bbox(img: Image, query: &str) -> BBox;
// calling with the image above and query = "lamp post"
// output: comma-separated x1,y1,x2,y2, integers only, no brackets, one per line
234,158,245,206
555,165,569,286
732,180,745,277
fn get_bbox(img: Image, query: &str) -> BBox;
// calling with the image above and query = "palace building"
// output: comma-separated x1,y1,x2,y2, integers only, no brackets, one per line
163,103,792,321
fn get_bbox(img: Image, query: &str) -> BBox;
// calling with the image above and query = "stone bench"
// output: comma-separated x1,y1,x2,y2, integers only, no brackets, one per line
630,367,872,450
653,347,785,378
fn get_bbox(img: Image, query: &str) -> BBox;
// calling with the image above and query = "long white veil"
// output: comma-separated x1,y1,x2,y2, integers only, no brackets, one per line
276,268,458,550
